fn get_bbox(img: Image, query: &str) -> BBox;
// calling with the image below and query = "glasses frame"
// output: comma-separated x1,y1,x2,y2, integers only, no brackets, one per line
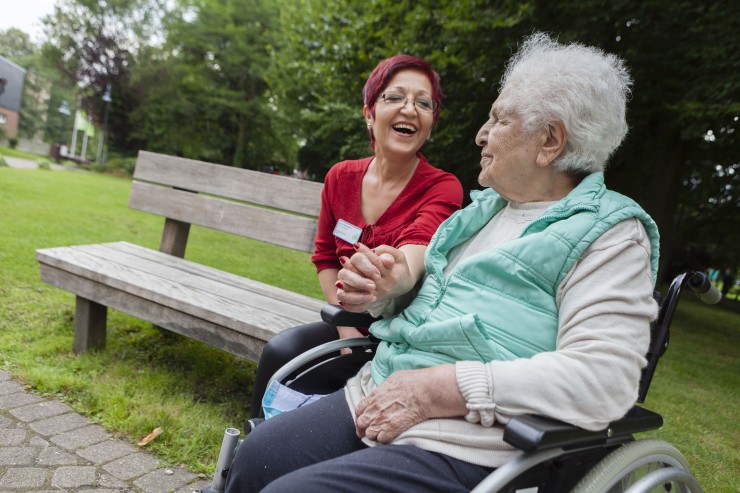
378,92,436,113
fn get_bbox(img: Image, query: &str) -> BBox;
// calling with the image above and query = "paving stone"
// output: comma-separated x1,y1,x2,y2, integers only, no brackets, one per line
50,424,110,450
0,415,11,428
27,412,89,437
0,371,10,381
98,471,128,488
77,439,138,464
134,467,199,493
29,436,49,447
176,479,211,493
103,452,160,480
0,467,48,488
0,446,37,466
0,392,43,411
0,429,26,446
0,381,24,397
51,465,97,488
79,490,129,493
37,445,80,466
9,400,72,422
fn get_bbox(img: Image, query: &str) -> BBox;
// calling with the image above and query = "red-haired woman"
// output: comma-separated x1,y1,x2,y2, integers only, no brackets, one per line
250,54,463,416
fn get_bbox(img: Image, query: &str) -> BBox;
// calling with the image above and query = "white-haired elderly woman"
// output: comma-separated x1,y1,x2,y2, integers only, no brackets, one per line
224,33,660,493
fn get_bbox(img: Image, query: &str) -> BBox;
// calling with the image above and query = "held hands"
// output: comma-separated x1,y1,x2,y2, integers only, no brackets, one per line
336,243,414,313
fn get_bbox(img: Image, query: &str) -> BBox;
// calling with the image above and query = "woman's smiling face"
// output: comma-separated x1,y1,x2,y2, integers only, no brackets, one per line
365,70,434,159
474,88,546,202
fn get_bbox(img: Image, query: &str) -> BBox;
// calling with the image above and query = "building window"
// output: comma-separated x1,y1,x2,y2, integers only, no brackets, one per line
0,113,7,125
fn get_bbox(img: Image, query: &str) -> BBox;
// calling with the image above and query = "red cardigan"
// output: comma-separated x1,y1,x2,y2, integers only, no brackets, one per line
311,154,463,272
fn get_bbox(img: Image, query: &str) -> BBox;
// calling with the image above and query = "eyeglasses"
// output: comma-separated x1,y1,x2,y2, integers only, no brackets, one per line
378,91,436,113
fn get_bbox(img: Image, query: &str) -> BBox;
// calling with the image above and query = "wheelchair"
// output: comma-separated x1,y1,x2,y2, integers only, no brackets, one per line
202,271,720,493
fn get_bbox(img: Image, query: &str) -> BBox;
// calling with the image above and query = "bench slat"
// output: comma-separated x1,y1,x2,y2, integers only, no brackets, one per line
103,242,323,311
130,182,318,253
133,151,323,216
40,264,268,362
36,243,324,342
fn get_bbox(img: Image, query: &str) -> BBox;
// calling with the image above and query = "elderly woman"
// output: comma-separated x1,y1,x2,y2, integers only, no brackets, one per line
225,33,659,493
250,54,463,415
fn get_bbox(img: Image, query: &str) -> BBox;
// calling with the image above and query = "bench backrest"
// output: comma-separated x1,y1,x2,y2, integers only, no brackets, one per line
129,151,324,257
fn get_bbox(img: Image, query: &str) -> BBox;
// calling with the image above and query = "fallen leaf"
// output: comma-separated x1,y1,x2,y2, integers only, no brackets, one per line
137,427,163,446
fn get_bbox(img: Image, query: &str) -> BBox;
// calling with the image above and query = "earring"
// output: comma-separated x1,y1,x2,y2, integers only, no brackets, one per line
367,121,372,128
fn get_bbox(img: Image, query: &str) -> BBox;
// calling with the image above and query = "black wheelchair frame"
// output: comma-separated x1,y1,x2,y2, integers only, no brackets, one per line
202,271,720,493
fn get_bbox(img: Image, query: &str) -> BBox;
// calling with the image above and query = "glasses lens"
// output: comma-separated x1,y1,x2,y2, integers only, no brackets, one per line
415,98,434,112
380,92,435,112
382,92,406,106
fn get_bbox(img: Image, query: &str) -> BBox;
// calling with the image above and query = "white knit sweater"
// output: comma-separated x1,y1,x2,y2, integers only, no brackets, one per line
345,211,657,468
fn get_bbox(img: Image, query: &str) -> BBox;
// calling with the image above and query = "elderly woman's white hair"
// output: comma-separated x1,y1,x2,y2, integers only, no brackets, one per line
500,32,633,174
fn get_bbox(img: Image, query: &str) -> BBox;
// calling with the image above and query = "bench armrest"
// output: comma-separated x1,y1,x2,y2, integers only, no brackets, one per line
503,406,663,453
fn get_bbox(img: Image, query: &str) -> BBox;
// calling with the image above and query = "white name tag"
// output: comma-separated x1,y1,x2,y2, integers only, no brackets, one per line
333,219,362,245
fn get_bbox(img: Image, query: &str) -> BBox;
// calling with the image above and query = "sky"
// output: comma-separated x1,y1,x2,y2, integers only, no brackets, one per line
0,0,57,42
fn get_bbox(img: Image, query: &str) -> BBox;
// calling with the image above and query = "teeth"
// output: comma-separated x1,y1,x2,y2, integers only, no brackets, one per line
393,124,417,134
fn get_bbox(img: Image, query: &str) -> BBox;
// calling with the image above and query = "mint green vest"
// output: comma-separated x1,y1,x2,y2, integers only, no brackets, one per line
369,172,660,384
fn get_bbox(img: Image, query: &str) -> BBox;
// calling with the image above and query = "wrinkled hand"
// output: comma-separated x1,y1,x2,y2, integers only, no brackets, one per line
337,243,412,313
355,370,429,443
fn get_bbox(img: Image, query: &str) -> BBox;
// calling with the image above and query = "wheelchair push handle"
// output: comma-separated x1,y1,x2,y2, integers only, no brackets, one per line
686,271,722,305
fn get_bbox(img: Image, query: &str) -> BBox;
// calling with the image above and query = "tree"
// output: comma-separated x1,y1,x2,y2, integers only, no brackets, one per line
0,28,72,141
129,0,280,168
530,0,740,278
41,0,166,154
269,0,531,182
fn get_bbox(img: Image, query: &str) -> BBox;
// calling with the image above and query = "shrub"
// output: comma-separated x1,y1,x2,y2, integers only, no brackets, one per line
99,156,136,177
36,159,52,170
8,138,18,149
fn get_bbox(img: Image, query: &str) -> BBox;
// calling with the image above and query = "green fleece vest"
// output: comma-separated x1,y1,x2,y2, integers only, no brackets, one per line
369,172,660,384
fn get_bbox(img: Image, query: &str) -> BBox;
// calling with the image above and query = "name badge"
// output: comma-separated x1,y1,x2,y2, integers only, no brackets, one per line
333,219,362,245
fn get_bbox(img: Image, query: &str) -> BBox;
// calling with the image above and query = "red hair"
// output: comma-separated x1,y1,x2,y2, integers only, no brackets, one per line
362,54,444,148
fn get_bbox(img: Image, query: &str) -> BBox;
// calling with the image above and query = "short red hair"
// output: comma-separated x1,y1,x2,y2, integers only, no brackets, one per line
362,54,444,148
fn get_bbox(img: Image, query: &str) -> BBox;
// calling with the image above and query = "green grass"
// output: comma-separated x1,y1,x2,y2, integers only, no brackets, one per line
0,167,321,476
0,167,737,488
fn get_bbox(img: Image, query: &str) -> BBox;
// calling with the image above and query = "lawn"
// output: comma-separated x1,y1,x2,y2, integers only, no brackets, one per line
0,166,737,489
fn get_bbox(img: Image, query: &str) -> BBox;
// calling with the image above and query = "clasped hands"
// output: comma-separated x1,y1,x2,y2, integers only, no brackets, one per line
336,243,415,314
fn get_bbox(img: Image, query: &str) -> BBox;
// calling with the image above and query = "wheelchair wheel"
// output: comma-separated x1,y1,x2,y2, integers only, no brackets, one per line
570,438,702,493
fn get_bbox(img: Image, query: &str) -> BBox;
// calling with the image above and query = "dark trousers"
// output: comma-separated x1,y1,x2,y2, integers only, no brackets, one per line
250,321,340,418
225,390,493,493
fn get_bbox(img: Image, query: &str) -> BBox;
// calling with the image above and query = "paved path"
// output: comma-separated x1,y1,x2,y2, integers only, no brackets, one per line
2,156,73,171
0,370,210,492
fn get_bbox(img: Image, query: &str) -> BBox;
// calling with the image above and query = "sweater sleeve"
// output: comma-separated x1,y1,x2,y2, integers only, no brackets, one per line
311,165,343,272
395,172,463,248
455,218,657,430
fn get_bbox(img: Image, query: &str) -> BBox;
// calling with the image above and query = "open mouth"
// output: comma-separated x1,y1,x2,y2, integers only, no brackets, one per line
392,123,418,135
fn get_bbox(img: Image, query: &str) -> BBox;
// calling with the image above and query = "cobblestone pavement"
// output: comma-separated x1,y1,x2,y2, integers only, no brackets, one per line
0,370,211,492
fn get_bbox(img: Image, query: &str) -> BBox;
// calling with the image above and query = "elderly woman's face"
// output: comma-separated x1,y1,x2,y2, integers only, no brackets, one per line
475,91,544,201
365,70,434,158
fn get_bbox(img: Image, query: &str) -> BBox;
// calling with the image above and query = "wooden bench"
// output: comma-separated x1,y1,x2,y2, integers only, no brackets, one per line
36,150,326,362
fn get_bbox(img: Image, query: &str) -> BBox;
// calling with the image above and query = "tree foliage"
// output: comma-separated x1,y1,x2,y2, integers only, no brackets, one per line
129,0,280,167
269,0,531,182
8,0,739,276
0,28,75,141
530,0,740,276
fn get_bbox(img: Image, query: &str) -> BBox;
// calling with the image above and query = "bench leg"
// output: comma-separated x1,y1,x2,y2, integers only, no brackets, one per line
73,296,107,353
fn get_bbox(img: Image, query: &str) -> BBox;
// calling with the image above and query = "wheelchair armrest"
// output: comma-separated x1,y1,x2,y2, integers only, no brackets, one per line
503,406,663,453
320,304,380,327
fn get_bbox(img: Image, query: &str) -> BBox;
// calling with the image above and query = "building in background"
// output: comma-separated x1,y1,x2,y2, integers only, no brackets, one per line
0,54,26,139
